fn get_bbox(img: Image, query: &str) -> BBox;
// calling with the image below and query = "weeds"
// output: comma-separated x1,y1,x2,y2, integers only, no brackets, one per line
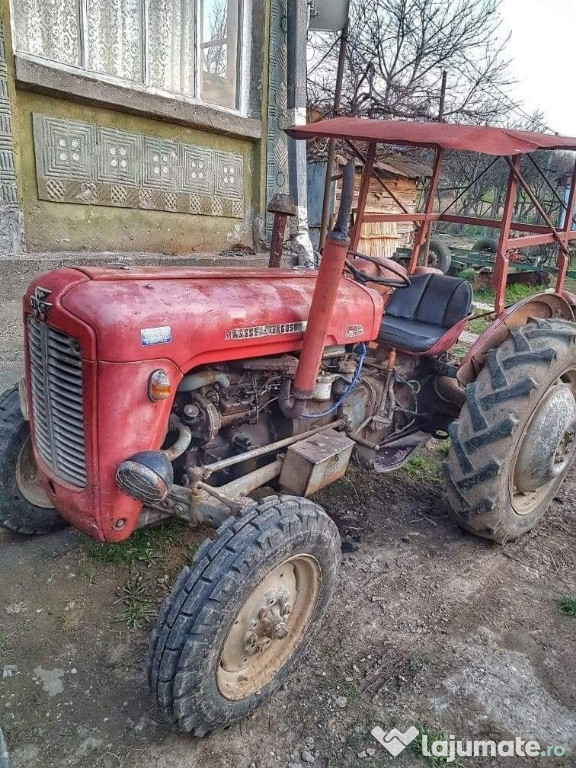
402,453,442,479
411,726,465,766
84,521,186,566
467,316,492,335
438,440,451,458
114,571,156,630
452,344,469,358
456,268,477,282
475,282,538,306
558,596,576,617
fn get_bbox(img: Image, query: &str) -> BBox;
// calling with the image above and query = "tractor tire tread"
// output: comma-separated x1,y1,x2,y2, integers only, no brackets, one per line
148,495,340,735
445,318,576,542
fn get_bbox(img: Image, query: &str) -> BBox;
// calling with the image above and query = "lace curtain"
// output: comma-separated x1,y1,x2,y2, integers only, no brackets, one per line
12,0,242,108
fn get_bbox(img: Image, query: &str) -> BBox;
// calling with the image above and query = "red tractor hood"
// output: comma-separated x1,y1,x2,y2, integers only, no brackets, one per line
22,266,383,542
32,266,383,370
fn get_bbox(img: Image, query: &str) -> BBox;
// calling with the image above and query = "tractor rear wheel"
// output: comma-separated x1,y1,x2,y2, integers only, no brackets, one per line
0,387,67,535
148,495,341,735
445,318,576,542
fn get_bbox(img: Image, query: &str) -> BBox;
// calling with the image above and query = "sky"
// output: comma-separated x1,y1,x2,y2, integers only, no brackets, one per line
500,0,576,135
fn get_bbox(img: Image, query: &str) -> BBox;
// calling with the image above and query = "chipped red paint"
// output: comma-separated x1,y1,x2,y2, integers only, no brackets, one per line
23,267,383,542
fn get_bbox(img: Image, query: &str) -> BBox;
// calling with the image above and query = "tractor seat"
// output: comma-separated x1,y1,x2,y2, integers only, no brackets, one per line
378,273,472,354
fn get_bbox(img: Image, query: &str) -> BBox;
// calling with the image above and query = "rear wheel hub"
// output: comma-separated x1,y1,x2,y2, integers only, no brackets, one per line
513,380,576,509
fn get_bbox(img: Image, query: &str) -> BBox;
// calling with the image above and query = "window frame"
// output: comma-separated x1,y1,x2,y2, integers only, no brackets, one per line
10,0,250,117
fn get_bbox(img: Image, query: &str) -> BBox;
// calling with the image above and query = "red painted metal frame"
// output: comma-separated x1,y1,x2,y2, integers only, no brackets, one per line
557,161,576,294
341,133,576,317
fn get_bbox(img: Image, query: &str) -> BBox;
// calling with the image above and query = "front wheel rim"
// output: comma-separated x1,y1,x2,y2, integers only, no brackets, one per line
15,436,53,509
217,554,321,701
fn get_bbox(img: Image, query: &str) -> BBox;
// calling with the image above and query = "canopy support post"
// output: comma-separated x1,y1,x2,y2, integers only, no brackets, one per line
409,147,444,274
319,21,350,249
557,159,576,294
349,142,376,252
494,156,520,315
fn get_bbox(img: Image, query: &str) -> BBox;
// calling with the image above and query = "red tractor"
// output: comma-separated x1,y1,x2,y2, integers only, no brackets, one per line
2,119,576,735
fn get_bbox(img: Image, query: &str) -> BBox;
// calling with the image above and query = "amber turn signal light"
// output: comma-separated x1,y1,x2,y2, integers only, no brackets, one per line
148,369,171,401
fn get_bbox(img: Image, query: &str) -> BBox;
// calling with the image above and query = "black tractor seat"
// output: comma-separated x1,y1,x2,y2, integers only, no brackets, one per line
378,273,472,354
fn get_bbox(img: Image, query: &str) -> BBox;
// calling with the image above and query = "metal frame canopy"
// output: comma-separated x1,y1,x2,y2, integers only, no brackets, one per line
287,118,576,314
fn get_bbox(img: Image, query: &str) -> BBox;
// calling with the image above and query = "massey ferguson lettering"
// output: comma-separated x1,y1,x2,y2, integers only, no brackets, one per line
225,321,308,341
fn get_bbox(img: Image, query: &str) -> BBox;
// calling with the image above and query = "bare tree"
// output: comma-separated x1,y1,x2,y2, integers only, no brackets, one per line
438,109,573,231
309,0,515,124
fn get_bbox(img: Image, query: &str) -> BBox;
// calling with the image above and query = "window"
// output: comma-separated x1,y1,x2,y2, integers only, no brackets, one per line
12,0,246,111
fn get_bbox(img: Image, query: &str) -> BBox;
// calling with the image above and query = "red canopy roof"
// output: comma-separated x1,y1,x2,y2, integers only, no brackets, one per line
286,118,576,156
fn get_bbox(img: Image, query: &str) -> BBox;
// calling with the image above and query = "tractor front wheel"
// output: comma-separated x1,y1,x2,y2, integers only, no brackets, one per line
445,318,576,542
148,495,341,735
0,387,67,535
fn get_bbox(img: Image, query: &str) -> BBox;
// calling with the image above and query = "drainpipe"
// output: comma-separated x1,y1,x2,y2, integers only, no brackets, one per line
287,0,315,268
279,161,355,418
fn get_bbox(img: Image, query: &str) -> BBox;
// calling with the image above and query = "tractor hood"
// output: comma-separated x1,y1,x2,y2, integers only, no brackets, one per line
25,266,384,371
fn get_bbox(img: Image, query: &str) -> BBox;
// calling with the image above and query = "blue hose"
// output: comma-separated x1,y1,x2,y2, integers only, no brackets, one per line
300,342,367,419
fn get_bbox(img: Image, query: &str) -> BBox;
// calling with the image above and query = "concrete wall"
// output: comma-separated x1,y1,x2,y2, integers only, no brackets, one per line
0,0,270,255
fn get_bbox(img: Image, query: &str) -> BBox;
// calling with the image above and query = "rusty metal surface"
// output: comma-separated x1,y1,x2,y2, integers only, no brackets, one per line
279,428,354,496
267,193,297,216
242,355,299,375
202,420,345,474
287,118,576,155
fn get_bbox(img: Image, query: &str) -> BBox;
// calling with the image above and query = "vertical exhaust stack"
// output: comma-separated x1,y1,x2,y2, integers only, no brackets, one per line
279,160,356,418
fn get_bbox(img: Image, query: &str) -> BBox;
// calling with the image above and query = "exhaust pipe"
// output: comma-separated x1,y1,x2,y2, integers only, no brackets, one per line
280,160,355,419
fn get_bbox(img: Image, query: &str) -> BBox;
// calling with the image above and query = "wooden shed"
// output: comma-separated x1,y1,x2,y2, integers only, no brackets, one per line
335,155,433,259
307,153,432,254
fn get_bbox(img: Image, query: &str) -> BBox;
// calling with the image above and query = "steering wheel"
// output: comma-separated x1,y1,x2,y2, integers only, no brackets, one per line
345,250,411,289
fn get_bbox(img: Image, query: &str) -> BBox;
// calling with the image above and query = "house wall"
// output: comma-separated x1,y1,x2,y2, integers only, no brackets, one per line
0,0,271,255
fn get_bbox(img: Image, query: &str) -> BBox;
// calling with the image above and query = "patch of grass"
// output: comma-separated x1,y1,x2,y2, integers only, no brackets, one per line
505,282,540,303
84,521,186,567
558,596,576,617
467,316,492,335
403,456,427,476
456,268,477,282
475,282,539,306
411,726,465,766
402,453,442,479
452,344,469,358
114,571,156,630
437,440,451,458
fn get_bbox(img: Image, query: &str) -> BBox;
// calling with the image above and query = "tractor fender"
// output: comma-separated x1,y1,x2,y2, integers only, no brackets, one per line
458,292,574,385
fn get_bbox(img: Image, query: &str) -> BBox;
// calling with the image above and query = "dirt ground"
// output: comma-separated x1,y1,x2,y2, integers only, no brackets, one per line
0,442,574,768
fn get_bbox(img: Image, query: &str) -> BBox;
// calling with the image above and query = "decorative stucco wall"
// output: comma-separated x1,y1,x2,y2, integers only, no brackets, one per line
265,0,289,234
33,114,245,219
0,13,22,253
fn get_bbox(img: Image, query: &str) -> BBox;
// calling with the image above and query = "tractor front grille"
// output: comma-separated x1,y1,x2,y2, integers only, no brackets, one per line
27,316,87,488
